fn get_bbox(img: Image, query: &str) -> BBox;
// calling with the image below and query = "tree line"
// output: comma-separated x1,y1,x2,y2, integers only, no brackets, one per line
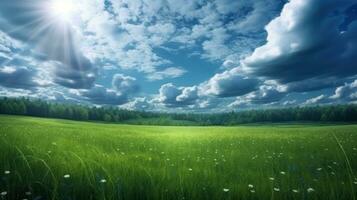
0,97,357,125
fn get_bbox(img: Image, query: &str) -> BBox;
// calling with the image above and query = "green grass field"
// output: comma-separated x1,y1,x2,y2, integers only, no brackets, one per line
0,115,357,200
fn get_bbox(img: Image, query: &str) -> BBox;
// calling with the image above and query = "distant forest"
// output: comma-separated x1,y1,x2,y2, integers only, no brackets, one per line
1,97,357,125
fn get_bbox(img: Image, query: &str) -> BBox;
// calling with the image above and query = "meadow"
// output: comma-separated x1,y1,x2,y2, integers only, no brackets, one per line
0,115,357,200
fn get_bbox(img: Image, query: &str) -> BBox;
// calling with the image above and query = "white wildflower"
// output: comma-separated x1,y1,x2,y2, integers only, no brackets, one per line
307,188,315,193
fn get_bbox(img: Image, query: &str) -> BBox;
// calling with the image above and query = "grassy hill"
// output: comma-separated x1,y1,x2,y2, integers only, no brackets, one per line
0,115,356,199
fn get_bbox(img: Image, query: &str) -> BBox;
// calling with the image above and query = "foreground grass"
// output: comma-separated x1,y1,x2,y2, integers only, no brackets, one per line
0,115,357,200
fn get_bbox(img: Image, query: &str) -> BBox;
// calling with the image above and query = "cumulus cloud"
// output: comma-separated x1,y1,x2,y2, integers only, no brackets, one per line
244,84,286,104
176,86,199,104
228,83,286,108
80,74,139,105
112,74,139,95
200,0,357,110
300,80,357,105
120,97,154,111
194,97,228,111
157,83,181,106
157,83,199,107
201,68,259,97
330,80,357,100
242,0,357,84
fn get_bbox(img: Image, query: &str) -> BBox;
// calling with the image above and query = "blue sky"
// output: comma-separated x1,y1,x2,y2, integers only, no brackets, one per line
0,0,356,112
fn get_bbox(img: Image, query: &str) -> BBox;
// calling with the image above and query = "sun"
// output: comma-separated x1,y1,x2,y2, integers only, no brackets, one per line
48,0,76,21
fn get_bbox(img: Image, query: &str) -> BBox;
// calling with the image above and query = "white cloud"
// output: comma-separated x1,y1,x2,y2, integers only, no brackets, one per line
202,27,232,61
0,31,22,53
228,82,286,108
177,86,199,103
156,83,199,107
112,74,139,95
230,1,280,33
147,67,187,81
330,80,357,100
304,95,327,105
242,0,357,84
222,60,235,68
200,67,259,97
120,97,155,111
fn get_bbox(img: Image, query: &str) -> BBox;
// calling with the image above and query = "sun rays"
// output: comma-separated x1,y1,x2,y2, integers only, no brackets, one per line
0,0,85,80
48,0,76,21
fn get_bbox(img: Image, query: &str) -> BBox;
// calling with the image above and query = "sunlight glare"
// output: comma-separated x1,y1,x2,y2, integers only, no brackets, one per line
49,0,76,21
